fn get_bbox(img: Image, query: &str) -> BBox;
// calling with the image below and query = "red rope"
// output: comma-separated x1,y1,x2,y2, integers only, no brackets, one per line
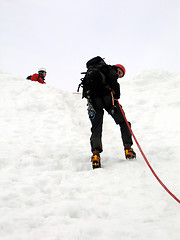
117,100,180,204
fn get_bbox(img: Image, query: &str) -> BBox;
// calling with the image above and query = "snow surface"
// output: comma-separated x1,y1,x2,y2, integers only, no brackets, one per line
0,71,180,240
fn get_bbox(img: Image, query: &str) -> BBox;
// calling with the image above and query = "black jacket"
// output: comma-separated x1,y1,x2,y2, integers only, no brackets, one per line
105,66,120,99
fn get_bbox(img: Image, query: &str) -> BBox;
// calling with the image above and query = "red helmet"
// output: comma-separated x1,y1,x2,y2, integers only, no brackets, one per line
115,64,126,76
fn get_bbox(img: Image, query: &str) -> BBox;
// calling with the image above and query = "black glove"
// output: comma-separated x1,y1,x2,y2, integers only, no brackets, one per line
26,75,32,80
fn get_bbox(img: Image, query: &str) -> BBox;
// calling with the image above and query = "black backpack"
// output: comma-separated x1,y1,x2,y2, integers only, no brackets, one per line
78,56,111,98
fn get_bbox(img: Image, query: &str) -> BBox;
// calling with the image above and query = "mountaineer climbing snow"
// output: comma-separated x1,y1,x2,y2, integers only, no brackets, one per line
26,68,47,84
78,56,136,169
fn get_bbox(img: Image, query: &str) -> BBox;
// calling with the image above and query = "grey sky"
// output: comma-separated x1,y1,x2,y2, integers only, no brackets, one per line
0,0,179,91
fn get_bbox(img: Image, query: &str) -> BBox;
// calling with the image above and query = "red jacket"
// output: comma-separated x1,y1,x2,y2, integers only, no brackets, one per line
27,73,46,84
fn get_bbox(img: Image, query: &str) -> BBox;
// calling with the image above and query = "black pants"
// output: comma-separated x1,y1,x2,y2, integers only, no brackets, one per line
89,95,133,153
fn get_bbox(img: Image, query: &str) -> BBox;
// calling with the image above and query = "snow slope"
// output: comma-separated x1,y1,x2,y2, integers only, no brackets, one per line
0,71,180,240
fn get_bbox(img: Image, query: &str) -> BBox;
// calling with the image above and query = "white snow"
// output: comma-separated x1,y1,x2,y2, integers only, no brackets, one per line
0,70,180,240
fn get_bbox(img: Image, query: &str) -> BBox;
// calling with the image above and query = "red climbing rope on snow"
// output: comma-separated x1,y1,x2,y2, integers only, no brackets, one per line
117,100,180,204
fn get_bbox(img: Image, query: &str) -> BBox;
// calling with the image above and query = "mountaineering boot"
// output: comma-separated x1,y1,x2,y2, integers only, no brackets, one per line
125,144,136,159
91,149,101,169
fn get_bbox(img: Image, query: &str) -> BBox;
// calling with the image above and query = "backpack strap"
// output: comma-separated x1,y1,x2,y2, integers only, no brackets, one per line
77,79,83,92
77,72,87,92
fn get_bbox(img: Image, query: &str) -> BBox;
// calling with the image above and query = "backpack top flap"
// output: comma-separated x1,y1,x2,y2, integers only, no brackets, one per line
86,56,106,69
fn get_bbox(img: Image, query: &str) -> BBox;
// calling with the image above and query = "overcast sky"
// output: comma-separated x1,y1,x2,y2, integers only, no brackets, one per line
0,0,179,92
